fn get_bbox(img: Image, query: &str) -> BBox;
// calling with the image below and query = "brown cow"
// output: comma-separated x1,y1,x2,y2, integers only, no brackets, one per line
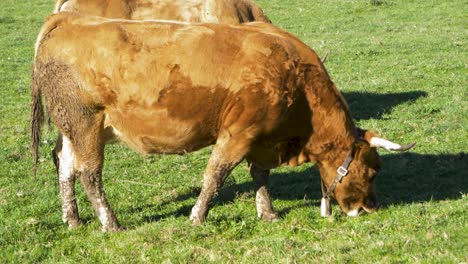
46,0,269,185
31,12,414,231
53,0,271,23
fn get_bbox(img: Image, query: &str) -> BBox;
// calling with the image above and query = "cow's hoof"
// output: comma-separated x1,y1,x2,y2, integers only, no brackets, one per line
101,222,124,232
190,217,204,226
189,210,206,226
102,225,124,232
66,219,82,229
261,212,280,222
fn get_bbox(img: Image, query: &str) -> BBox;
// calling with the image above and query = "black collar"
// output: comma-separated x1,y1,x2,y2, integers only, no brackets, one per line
321,146,354,199
319,143,355,217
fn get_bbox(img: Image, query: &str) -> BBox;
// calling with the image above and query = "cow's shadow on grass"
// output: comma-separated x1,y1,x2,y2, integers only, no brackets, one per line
141,152,467,223
216,152,467,209
342,90,427,120
270,152,467,205
374,152,467,205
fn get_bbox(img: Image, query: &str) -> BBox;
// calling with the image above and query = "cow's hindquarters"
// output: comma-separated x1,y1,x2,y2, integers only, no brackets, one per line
36,60,121,231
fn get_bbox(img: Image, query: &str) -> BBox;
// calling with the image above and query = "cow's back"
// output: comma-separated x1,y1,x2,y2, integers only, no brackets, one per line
57,0,270,23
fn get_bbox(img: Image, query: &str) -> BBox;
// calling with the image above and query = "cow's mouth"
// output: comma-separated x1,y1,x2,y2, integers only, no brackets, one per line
346,206,377,217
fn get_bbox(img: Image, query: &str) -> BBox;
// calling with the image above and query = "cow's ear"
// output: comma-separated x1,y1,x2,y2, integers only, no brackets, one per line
353,140,370,160
358,128,416,152
353,140,382,171
356,128,380,143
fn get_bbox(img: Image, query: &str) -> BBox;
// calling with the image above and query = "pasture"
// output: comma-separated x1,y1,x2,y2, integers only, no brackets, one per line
0,0,466,262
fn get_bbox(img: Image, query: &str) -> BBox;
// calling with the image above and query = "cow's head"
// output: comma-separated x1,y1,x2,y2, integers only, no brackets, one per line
317,129,415,217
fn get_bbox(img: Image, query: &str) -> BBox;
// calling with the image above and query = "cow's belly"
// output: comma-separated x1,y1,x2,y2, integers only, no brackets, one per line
104,109,218,155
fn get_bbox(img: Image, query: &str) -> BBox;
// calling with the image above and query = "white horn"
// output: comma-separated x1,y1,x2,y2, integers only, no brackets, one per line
369,137,416,151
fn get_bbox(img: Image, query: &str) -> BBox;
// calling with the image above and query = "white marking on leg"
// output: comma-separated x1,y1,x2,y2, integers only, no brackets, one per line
97,198,109,231
190,203,201,222
59,136,76,225
59,137,75,179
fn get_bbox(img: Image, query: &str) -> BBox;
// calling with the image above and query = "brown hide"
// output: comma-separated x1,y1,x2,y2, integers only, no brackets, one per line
36,14,311,156
55,0,271,23
32,12,381,229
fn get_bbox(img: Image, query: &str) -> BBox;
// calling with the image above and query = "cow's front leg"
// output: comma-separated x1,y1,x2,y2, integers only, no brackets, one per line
250,164,279,221
189,151,241,225
190,136,249,225
56,135,81,228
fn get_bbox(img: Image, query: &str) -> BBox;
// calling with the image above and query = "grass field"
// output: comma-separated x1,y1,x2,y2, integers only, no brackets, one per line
0,0,466,262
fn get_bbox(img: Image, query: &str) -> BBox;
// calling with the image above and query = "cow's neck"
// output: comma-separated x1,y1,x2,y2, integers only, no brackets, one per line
302,65,356,163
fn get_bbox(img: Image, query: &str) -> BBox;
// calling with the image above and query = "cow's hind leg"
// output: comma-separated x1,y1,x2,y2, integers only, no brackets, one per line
56,133,81,228
70,115,121,232
57,114,120,231
190,134,251,225
250,164,279,221
77,162,121,232
58,128,121,231
41,61,119,231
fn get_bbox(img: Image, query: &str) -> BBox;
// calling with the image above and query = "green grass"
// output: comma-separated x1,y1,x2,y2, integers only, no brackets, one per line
0,0,466,262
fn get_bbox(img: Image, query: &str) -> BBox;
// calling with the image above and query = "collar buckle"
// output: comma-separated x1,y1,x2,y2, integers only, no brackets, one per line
337,166,348,178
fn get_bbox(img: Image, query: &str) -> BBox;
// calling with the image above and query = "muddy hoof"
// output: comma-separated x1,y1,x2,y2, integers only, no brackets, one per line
190,216,204,226
67,219,82,229
261,212,280,222
102,223,123,232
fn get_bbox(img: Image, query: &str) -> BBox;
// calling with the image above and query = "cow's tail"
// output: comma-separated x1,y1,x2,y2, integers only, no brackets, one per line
31,12,73,176
30,66,44,177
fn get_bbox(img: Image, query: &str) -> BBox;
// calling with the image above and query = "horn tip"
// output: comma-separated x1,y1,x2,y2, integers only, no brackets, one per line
396,142,416,151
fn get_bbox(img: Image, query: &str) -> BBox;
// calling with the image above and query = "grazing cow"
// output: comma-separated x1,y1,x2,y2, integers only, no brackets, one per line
53,0,271,23
47,0,269,191
31,12,414,231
